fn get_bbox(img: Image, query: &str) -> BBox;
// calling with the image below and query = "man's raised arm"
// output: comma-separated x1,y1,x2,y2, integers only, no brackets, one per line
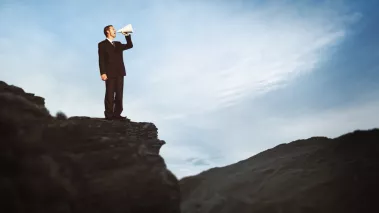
121,34,133,51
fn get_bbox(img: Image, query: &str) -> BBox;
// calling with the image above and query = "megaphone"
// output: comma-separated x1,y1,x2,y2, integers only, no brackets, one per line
117,24,134,34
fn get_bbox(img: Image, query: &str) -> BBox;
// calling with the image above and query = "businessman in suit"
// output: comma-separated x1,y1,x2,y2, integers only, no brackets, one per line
98,25,133,120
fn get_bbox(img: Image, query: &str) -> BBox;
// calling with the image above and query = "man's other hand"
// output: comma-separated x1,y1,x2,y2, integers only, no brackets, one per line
101,74,108,81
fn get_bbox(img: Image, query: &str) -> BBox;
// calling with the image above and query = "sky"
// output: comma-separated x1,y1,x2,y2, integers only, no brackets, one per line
0,0,378,179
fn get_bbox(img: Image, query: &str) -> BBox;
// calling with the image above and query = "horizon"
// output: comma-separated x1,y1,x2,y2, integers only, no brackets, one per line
1,0,378,179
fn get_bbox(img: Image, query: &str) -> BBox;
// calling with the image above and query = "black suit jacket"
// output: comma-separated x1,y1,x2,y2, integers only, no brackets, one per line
98,35,133,77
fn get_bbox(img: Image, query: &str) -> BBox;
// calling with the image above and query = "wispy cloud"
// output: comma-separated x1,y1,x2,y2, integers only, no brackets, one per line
129,0,361,120
164,95,379,178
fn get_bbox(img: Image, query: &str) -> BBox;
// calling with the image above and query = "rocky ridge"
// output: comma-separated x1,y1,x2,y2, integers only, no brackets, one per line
0,80,181,213
179,128,379,213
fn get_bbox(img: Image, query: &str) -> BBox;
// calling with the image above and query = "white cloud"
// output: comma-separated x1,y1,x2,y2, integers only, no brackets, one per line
168,96,379,179
134,0,360,119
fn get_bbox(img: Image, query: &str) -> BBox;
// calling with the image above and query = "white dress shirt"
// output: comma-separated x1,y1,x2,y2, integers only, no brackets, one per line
106,38,114,45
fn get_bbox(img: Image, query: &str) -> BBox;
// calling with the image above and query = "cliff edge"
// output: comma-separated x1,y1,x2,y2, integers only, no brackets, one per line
0,80,181,213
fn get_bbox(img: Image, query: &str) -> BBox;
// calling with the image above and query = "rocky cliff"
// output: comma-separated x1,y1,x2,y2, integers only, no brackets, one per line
0,81,181,213
180,129,379,213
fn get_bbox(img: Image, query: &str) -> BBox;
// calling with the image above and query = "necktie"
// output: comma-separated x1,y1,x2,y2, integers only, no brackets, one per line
112,41,115,47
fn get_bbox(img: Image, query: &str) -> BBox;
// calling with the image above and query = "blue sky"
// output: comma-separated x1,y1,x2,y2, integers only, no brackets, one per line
1,0,378,179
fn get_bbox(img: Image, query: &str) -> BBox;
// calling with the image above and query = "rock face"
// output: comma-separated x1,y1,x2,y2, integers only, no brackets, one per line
0,81,181,213
180,129,379,213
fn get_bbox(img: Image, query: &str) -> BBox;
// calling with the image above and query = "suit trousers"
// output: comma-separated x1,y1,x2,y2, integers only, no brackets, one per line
104,76,124,118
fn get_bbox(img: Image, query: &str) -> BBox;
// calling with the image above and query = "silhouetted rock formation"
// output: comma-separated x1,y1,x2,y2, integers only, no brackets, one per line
180,129,379,213
0,80,181,213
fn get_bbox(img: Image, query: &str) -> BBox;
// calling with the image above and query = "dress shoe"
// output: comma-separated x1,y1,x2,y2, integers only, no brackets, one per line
113,115,127,120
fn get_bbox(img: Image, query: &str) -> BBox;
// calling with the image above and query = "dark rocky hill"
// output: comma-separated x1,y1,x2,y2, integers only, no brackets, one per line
180,129,379,213
0,80,181,213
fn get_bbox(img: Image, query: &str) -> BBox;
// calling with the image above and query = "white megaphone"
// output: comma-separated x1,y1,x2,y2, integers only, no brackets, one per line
117,24,134,35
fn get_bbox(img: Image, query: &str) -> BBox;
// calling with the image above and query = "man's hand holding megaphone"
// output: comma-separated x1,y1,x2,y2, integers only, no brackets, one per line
121,31,130,36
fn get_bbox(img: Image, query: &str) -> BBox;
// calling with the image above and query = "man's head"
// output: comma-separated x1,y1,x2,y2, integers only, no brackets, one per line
104,25,116,39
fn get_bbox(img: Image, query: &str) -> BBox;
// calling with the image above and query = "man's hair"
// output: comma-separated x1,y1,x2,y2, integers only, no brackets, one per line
104,25,113,36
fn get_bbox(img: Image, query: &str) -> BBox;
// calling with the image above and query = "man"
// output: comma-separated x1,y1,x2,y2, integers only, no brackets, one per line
98,25,133,120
